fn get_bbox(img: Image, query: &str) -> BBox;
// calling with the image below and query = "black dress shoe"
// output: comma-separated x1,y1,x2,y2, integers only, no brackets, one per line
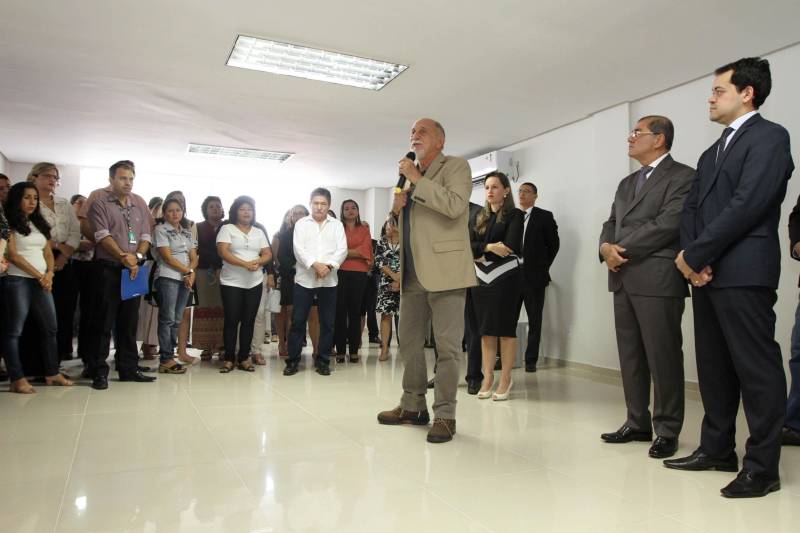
782,426,800,446
600,426,652,443
663,449,738,472
316,364,331,376
648,436,678,458
119,372,157,383
720,470,780,498
467,381,481,395
525,362,537,373
91,375,108,390
283,363,299,376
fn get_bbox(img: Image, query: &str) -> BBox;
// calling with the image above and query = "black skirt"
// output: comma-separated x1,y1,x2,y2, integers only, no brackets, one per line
471,267,522,338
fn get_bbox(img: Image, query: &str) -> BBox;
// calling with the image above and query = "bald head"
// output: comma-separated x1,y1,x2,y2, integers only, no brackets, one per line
410,118,446,169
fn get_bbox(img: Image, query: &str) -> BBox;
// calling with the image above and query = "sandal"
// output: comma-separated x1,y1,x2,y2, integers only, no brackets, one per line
237,360,255,372
9,378,36,394
159,362,187,374
45,374,74,386
219,361,234,373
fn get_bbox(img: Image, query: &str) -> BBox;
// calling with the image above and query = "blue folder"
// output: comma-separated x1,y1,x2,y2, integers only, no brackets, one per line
121,263,151,301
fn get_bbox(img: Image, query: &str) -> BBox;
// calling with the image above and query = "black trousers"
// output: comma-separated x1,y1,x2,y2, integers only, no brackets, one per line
73,260,96,361
52,261,78,358
86,262,142,378
361,273,379,338
220,284,262,363
693,286,786,478
464,288,482,383
519,281,547,365
335,270,368,355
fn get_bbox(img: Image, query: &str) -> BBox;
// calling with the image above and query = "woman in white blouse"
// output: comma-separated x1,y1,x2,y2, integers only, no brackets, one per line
2,182,73,393
27,162,81,361
216,196,272,373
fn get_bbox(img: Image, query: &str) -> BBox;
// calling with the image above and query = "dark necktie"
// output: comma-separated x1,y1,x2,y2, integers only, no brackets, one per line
634,165,652,196
715,127,734,164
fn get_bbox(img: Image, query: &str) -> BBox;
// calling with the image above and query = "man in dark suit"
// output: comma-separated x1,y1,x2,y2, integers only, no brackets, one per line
464,201,484,394
599,115,694,459
785,196,800,447
517,182,559,372
667,57,794,498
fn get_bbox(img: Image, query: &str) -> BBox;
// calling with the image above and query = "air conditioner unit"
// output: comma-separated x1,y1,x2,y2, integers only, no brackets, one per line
468,150,514,186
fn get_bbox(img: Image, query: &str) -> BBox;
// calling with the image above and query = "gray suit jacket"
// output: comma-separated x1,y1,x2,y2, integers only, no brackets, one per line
599,154,694,297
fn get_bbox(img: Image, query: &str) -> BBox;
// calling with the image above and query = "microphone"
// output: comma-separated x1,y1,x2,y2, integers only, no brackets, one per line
395,151,416,193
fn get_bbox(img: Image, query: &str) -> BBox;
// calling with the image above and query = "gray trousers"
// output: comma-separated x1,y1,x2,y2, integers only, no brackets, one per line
399,270,466,419
613,289,685,438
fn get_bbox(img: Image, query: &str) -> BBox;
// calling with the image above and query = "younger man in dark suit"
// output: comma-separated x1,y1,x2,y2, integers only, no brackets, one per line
669,57,794,498
517,183,559,372
599,116,694,459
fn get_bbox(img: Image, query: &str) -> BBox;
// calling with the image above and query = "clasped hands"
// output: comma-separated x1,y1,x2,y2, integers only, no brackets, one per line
312,262,332,279
675,250,713,288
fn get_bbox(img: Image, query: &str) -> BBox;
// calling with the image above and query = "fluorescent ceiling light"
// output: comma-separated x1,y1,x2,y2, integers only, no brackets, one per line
187,143,293,163
226,35,408,91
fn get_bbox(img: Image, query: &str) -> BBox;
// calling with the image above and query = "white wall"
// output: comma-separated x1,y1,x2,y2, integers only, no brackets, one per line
500,44,800,382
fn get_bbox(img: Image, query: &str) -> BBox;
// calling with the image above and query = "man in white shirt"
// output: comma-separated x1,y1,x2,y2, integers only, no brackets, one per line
284,187,347,376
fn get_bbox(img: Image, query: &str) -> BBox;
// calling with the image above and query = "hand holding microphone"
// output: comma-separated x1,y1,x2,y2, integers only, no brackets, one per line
395,151,417,193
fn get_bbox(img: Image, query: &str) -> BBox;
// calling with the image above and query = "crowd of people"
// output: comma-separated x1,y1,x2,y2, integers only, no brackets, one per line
0,55,798,499
0,164,406,389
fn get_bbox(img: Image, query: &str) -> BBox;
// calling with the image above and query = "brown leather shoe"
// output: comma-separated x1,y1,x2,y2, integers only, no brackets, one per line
377,406,430,426
427,418,456,443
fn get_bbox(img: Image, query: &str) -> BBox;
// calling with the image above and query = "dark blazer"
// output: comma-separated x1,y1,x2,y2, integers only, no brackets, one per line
469,207,524,261
681,114,794,289
600,154,694,297
521,207,560,288
788,194,800,286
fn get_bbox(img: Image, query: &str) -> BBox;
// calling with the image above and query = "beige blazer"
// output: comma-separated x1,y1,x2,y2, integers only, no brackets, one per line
399,152,477,292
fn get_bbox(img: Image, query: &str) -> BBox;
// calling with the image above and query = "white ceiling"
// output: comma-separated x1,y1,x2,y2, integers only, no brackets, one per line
1,0,799,189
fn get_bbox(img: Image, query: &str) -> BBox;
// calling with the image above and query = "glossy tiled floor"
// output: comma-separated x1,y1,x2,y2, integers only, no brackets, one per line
1,339,798,533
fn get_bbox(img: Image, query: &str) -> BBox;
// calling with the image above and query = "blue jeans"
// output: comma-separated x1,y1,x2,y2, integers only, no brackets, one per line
156,277,191,363
787,297,800,431
1,276,59,381
288,284,336,366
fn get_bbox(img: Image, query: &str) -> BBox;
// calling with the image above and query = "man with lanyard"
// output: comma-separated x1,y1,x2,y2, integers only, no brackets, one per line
80,160,156,390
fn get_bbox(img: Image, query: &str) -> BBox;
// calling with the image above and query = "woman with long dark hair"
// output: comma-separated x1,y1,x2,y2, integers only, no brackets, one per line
334,199,372,363
2,182,73,393
469,172,524,401
216,196,272,372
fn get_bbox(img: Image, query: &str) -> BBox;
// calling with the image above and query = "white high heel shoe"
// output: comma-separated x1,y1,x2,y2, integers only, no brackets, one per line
476,380,494,400
492,380,513,401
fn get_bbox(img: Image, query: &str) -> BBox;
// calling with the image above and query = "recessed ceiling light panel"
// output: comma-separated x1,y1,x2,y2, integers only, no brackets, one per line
187,143,293,163
226,35,408,91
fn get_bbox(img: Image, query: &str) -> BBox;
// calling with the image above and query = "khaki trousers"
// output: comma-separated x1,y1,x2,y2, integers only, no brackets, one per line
399,270,466,419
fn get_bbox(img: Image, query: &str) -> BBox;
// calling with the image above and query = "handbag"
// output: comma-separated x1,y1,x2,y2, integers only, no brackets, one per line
265,288,282,313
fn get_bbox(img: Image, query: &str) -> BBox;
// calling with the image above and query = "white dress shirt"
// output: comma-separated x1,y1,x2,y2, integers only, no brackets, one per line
292,215,348,289
40,196,81,250
723,111,758,149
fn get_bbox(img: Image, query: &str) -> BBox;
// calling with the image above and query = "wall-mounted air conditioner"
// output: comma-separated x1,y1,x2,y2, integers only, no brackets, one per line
467,150,514,187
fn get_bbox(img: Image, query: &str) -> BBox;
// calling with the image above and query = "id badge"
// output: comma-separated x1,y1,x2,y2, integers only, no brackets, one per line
128,230,137,245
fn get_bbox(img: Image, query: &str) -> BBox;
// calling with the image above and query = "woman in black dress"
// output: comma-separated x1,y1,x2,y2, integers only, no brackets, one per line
470,171,524,401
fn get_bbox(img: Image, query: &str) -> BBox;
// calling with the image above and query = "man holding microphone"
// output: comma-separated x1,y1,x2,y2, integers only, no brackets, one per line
377,118,476,443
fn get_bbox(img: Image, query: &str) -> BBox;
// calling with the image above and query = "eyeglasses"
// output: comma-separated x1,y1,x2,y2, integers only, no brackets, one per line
628,130,659,140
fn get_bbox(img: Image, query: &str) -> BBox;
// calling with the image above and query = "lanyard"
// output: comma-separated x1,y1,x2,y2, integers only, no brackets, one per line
116,200,137,245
